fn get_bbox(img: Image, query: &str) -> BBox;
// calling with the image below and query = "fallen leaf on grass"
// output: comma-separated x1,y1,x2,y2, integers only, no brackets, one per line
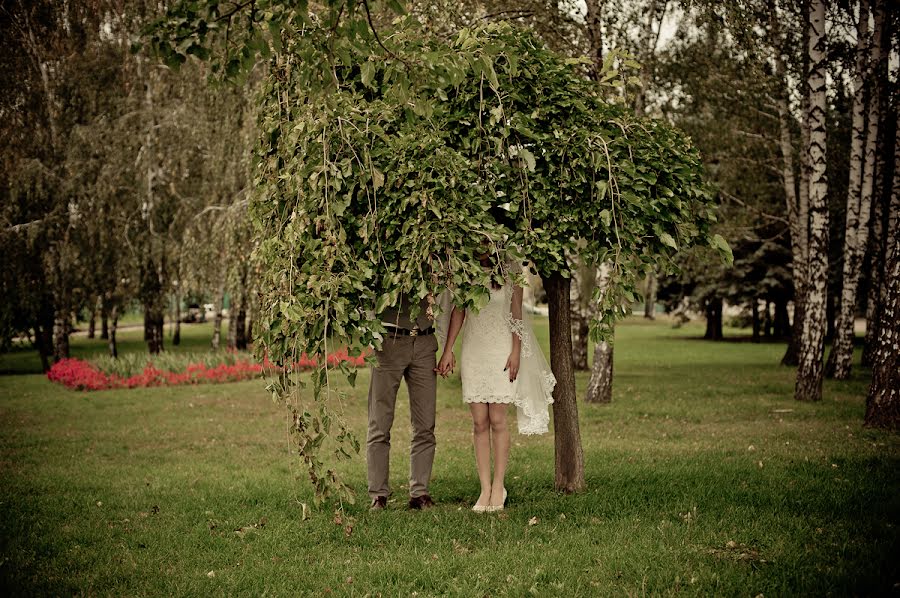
528,517,539,526
708,541,769,568
234,517,267,538
452,539,469,555
207,571,215,578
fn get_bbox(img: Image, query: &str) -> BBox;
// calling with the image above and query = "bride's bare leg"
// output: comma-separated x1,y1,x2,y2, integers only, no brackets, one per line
488,403,510,507
469,403,492,506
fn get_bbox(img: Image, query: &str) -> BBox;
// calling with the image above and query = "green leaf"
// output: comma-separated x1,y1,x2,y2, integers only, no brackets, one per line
372,168,385,190
711,234,734,265
659,232,678,250
599,209,611,228
519,148,536,172
360,61,375,88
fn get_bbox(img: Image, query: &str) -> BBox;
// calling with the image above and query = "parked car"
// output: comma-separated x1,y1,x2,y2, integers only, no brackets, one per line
182,304,205,323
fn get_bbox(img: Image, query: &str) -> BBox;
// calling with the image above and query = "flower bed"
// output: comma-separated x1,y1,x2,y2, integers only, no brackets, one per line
47,349,367,392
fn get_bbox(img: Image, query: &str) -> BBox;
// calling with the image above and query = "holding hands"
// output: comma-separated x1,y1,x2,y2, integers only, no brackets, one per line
436,350,456,378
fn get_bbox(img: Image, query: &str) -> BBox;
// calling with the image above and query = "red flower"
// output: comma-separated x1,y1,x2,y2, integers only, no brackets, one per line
46,349,370,392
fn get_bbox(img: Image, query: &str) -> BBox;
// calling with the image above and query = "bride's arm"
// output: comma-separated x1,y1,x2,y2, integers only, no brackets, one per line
437,306,465,376
506,285,524,381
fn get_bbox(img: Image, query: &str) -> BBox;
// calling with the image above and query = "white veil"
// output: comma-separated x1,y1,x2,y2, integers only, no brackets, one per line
503,257,556,435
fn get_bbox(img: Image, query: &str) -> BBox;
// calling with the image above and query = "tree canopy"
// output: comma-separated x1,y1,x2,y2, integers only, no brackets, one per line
230,13,729,499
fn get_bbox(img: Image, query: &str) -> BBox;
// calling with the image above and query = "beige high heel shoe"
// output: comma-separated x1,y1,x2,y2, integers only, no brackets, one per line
488,488,507,512
472,492,492,513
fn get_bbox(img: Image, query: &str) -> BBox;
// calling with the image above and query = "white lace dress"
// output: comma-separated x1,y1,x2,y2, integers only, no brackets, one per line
460,284,556,435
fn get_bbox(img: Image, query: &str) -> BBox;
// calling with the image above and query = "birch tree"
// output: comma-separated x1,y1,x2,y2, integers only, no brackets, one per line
826,0,885,379
795,0,829,402
864,106,900,429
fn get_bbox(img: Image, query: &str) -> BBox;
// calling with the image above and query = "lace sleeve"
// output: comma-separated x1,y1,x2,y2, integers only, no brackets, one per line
506,314,533,358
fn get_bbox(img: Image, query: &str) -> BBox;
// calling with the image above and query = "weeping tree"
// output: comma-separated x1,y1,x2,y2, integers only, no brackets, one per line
148,1,727,501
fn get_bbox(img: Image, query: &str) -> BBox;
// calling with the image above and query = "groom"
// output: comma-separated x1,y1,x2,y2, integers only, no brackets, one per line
367,291,452,511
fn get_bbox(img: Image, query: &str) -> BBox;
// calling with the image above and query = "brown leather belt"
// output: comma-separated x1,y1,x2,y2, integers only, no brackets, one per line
386,326,435,337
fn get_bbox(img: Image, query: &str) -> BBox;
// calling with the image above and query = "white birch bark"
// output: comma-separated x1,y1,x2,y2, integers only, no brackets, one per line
796,0,829,402
585,264,613,404
862,0,891,367
828,0,883,379
864,106,900,429
570,262,595,371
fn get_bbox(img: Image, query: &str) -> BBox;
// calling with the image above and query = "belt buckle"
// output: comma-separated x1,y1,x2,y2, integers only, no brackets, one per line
409,327,419,337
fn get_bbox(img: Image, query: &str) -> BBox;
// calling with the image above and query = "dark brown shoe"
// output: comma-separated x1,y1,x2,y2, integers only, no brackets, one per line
408,494,435,510
370,496,387,511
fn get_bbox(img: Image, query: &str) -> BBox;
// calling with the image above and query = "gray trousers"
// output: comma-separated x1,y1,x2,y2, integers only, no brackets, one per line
367,333,438,499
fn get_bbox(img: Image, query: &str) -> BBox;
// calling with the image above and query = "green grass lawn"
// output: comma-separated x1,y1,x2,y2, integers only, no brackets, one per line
1,317,897,596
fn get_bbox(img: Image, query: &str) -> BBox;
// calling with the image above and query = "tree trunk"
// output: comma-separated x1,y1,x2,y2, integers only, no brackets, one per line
782,298,804,365
703,298,723,340
775,41,808,367
752,299,761,343
236,307,248,350
774,299,790,339
157,313,164,353
864,107,900,429
246,316,254,346
34,322,53,372
145,304,164,354
570,263,594,371
763,300,772,338
100,306,109,340
227,304,238,350
862,185,887,367
108,304,119,359
543,272,586,493
796,0,829,402
173,293,181,346
88,304,96,339
862,3,892,369
584,263,613,401
584,0,604,77
211,286,225,351
643,272,656,319
827,0,882,379
52,310,70,362
585,341,613,403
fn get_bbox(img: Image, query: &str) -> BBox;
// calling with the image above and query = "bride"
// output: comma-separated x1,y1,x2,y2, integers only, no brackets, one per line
436,250,555,512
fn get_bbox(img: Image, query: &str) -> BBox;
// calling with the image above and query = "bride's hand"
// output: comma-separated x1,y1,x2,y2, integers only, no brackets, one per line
504,352,520,382
436,351,455,377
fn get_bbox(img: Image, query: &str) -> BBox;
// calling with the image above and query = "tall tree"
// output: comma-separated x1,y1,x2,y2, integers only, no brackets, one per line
864,105,900,429
826,0,885,379
795,0,829,402
148,2,725,501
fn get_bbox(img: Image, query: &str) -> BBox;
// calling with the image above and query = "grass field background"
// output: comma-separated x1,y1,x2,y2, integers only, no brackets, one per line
1,317,898,596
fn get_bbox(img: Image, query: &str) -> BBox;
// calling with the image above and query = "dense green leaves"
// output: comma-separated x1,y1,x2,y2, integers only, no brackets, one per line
148,4,726,503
